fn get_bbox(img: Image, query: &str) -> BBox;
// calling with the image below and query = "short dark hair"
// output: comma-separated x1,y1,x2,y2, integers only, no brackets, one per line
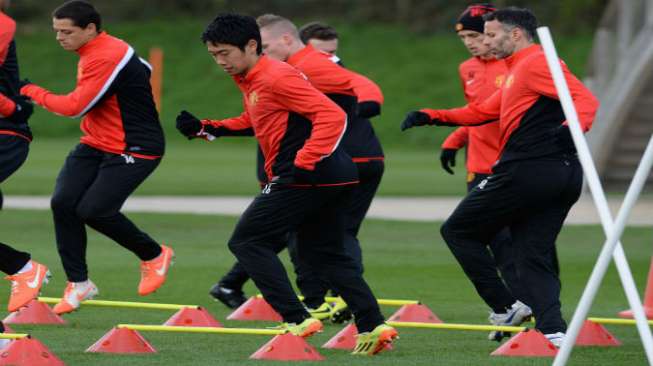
299,22,338,44
483,7,538,41
202,13,262,55
52,0,101,31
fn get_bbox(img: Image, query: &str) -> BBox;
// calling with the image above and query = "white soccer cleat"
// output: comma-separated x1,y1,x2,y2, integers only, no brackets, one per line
488,300,532,341
544,331,565,348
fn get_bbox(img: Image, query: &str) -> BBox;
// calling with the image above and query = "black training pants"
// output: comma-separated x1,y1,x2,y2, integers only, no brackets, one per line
0,135,31,273
468,173,526,305
51,144,162,282
227,183,384,332
218,161,384,307
218,239,287,290
0,135,30,210
289,160,384,308
440,157,582,334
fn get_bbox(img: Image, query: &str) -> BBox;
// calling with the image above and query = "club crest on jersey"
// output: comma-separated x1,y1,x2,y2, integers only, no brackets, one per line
248,91,259,106
504,75,515,89
495,74,506,87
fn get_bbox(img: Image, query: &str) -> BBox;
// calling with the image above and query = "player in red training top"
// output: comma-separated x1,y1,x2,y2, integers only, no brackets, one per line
20,1,173,315
299,22,339,55
209,21,347,311
208,14,385,323
0,0,51,321
176,13,397,355
440,4,531,341
401,7,599,348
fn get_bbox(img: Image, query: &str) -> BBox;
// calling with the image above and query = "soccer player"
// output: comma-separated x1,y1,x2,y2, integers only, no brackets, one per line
262,13,385,319
20,0,173,315
299,22,339,55
401,7,599,347
176,13,396,355
210,23,344,310
210,15,385,322
441,3,531,341
0,0,50,315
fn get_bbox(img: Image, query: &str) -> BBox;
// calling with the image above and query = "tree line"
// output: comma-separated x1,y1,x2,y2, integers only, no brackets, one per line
14,0,607,34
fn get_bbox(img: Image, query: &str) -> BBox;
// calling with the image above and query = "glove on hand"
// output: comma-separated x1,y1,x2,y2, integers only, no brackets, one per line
176,110,202,138
401,111,433,131
7,95,33,123
440,149,458,175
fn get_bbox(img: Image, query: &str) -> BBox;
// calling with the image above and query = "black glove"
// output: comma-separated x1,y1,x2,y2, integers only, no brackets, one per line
401,111,432,131
356,101,381,119
554,125,575,151
440,149,457,175
7,95,33,123
176,110,202,138
293,165,317,185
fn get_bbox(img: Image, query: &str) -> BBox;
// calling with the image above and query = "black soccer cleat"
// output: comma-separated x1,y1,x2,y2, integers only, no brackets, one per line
209,284,247,309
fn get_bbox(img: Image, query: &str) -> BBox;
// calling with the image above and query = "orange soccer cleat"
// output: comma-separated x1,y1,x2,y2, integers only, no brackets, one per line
5,260,50,312
52,280,99,315
138,244,174,296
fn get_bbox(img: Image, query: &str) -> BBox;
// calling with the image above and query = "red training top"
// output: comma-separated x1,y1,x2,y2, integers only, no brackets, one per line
424,44,599,166
0,93,14,118
441,57,507,174
0,12,29,141
21,32,164,158
204,55,357,186
286,44,384,161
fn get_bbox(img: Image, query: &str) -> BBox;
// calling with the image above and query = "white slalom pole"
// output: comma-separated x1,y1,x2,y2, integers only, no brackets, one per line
537,27,653,366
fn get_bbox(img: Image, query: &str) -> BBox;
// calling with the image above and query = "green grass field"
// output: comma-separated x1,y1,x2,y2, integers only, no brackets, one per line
2,138,468,196
0,209,651,365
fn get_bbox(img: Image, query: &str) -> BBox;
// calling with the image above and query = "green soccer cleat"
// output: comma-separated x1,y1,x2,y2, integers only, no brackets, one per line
308,302,333,320
352,323,398,356
272,318,323,338
329,297,353,324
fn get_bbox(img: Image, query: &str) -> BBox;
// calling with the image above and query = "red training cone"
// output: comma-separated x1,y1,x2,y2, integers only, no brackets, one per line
619,257,653,319
576,320,621,346
163,307,223,327
491,329,558,357
0,337,65,365
86,327,156,354
3,300,66,325
227,296,282,322
250,333,324,361
387,304,443,323
323,323,358,350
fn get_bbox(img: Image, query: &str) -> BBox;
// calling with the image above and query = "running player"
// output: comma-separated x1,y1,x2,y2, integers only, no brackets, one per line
401,7,599,347
21,0,173,315
177,13,397,355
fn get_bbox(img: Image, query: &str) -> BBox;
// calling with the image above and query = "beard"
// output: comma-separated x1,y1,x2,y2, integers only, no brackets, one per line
492,35,514,59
